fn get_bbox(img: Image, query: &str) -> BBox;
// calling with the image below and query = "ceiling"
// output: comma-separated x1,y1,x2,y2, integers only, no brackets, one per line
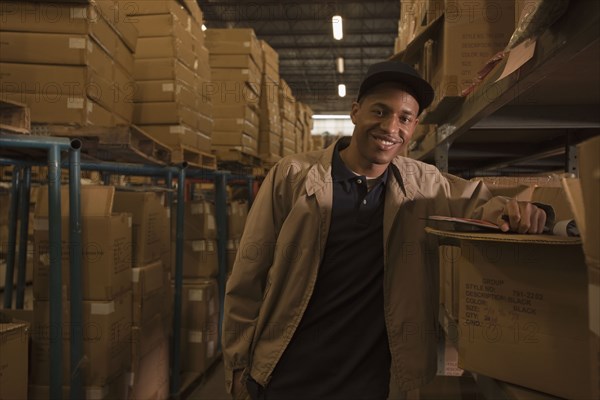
197,0,401,114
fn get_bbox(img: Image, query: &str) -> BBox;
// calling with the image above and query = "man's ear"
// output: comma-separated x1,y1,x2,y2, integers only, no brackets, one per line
350,102,360,124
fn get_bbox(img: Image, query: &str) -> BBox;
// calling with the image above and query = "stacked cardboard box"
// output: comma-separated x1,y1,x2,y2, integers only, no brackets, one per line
206,28,263,157
311,134,325,150
0,1,136,126
258,40,283,163
227,200,248,275
395,0,515,115
128,0,213,152
294,102,314,154
171,200,218,279
111,189,171,399
31,185,132,393
0,313,29,400
178,279,220,375
279,78,297,157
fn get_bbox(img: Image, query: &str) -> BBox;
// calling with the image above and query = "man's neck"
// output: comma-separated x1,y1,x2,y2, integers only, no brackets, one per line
339,148,388,178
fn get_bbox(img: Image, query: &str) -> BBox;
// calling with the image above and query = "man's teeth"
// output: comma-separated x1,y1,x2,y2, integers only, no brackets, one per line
375,137,401,146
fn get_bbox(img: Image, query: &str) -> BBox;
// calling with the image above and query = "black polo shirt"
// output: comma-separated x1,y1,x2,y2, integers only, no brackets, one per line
262,140,391,399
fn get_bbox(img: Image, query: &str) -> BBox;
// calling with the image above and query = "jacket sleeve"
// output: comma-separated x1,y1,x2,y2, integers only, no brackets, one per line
221,163,286,393
438,171,509,221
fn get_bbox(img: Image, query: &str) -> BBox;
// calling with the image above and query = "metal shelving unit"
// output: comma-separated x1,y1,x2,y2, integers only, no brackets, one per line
0,132,253,399
397,0,600,176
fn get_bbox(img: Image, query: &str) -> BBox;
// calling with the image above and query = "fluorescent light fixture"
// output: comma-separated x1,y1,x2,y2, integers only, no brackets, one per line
332,15,343,40
338,84,346,98
201,24,207,31
336,57,344,73
313,114,351,120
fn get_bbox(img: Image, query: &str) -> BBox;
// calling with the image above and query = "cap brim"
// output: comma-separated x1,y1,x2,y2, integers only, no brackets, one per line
358,72,435,114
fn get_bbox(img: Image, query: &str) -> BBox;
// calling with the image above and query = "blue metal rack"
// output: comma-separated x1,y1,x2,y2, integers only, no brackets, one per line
0,132,254,399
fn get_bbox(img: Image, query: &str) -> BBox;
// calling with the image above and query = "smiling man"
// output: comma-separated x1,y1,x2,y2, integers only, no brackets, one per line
222,61,548,400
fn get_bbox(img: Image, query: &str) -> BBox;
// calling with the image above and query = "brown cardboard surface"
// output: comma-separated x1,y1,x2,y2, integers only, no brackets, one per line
439,245,460,321
174,200,217,240
205,28,262,67
133,80,196,107
113,63,135,122
211,68,262,97
131,313,168,361
134,58,196,89
133,12,190,38
212,131,258,151
140,123,200,149
260,39,279,72
35,185,115,218
135,36,197,72
133,102,197,127
578,135,600,268
228,201,248,239
0,2,118,56
192,22,205,49
196,45,211,80
133,286,167,327
113,29,135,74
130,332,169,400
0,315,29,400
1,62,115,113
213,118,259,139
132,261,165,302
113,190,169,266
197,111,214,138
173,240,219,279
182,0,203,24
213,104,260,127
33,214,132,301
181,279,218,330
124,0,188,17
428,228,593,399
31,291,132,386
196,131,212,152
209,54,260,70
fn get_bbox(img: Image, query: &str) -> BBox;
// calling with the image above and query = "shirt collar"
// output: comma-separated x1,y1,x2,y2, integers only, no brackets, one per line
332,138,389,185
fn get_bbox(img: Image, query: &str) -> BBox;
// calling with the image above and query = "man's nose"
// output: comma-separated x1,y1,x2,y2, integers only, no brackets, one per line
379,114,399,134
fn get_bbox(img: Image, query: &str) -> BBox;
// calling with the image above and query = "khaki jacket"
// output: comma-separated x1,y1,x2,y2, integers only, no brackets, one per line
222,139,507,394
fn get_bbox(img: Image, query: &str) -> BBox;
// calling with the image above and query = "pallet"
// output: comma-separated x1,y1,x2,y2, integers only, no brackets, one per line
171,145,217,170
0,99,30,134
29,124,171,166
213,148,262,167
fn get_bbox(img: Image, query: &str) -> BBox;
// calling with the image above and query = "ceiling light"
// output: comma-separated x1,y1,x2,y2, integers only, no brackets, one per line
336,57,344,73
338,84,346,98
332,15,343,40
201,24,207,31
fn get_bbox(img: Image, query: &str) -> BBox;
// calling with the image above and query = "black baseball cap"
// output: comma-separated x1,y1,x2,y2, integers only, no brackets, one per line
357,60,435,115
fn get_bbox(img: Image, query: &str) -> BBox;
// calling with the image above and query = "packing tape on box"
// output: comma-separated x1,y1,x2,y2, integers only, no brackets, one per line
188,330,203,343
68,98,85,110
188,289,204,302
91,301,115,315
87,102,93,113
590,282,600,336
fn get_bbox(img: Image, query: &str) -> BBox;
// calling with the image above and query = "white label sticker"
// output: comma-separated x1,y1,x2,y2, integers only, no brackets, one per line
166,208,171,219
69,37,86,49
192,240,206,252
243,41,250,48
67,98,85,109
188,331,203,343
87,102,93,113
169,125,185,134
70,7,87,19
90,301,115,315
162,83,175,92
132,268,140,283
236,119,244,125
208,215,215,231
188,289,204,302
241,69,249,75
207,240,214,252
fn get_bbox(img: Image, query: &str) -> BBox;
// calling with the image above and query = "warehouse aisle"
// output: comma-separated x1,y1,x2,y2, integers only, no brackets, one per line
188,360,229,400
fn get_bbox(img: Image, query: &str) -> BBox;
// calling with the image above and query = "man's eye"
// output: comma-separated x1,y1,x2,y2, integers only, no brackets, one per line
372,109,384,117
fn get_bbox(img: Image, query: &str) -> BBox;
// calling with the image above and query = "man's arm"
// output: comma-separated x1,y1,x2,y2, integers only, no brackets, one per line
221,165,284,396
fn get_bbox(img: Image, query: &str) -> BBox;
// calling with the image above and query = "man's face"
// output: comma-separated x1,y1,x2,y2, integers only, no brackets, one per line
349,84,420,166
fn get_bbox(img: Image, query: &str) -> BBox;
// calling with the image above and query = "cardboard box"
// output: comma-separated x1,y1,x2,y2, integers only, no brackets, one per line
134,58,196,88
174,239,219,279
113,190,170,267
213,104,260,127
196,45,211,81
133,80,196,105
426,0,515,109
31,290,132,386
113,29,135,74
226,238,240,274
228,200,248,239
181,279,218,330
130,332,169,400
205,28,262,67
124,0,188,17
213,118,259,139
182,0,203,24
133,102,197,127
1,62,115,114
0,2,118,56
140,123,200,149
133,11,190,38
211,68,262,99
132,261,166,325
135,35,197,72
429,229,591,399
174,200,217,240
260,39,279,73
197,111,214,139
439,244,460,320
212,131,258,153
209,54,261,70
33,185,131,301
0,313,29,400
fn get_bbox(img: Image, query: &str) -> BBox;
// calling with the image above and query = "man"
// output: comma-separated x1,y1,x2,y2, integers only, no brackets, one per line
222,61,548,400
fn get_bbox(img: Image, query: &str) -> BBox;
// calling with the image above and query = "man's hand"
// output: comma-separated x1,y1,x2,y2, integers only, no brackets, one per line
232,369,249,400
497,199,547,234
